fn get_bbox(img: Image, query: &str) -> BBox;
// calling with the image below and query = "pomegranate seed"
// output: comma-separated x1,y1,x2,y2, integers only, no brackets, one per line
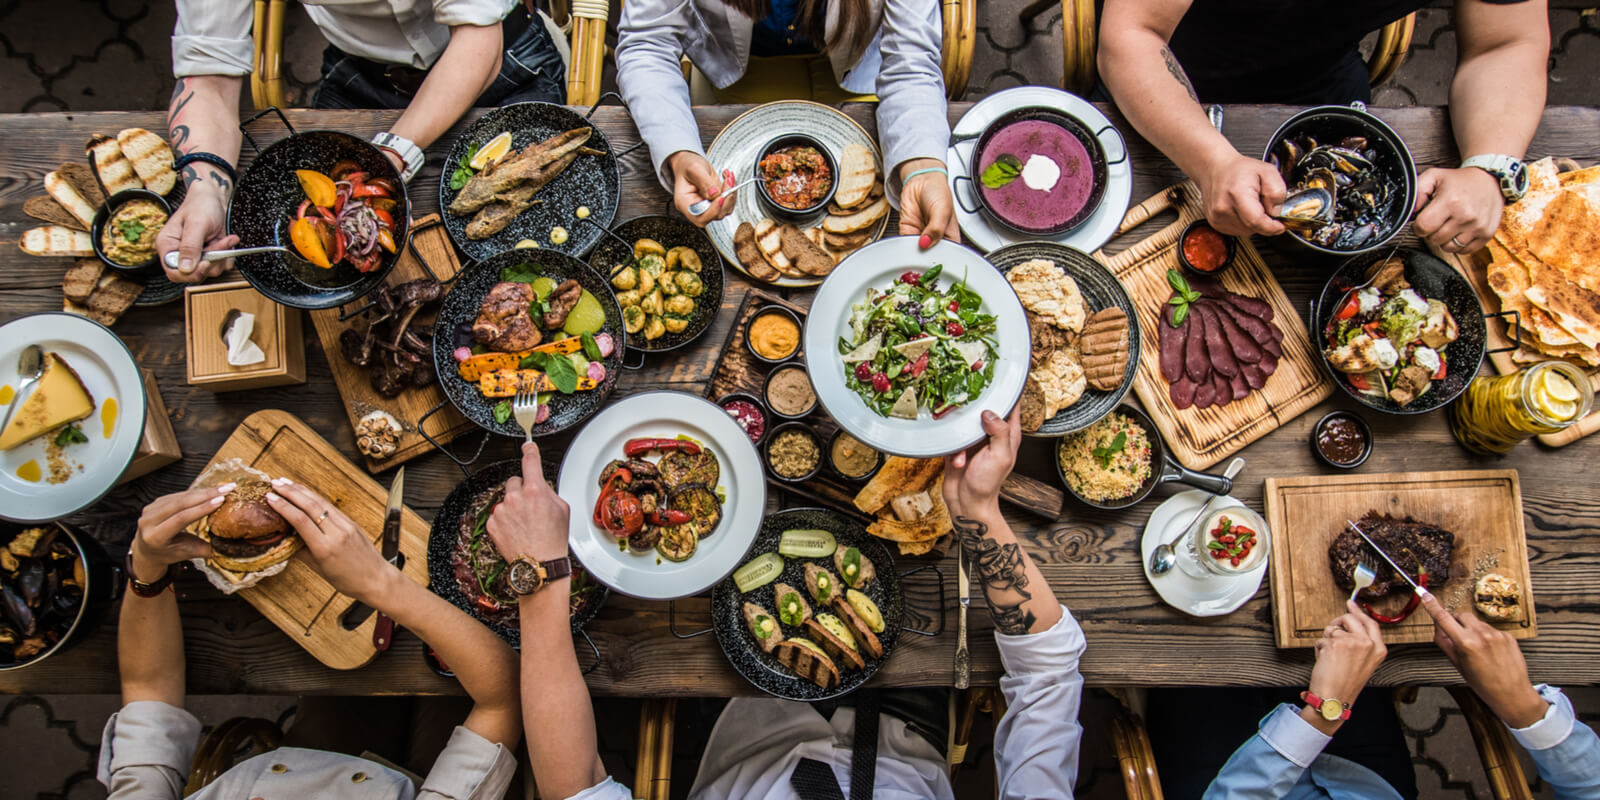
948,300,960,312
854,363,872,380
945,321,965,336
899,271,920,285
871,373,890,393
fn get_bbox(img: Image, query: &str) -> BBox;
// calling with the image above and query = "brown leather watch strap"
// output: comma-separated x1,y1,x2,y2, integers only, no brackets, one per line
540,556,572,582
124,551,176,598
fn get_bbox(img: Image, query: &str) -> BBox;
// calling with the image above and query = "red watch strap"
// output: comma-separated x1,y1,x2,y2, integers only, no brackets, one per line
1300,690,1352,720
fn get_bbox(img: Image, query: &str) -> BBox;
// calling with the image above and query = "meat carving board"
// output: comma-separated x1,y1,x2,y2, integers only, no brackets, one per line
308,214,475,472
200,409,431,669
1264,469,1535,648
1092,182,1333,470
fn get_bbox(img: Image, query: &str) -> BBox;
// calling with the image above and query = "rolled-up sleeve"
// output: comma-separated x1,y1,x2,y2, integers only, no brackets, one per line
1511,685,1600,800
417,725,519,800
433,0,516,29
97,700,203,800
172,0,255,77
992,605,1084,799
874,0,949,205
616,0,707,188
563,776,638,800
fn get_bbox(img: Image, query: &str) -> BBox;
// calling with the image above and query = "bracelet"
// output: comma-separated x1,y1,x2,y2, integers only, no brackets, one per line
174,152,238,184
372,132,425,184
902,166,949,185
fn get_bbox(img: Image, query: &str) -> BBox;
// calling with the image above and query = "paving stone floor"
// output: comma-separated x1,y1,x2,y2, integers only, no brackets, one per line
2,0,1598,797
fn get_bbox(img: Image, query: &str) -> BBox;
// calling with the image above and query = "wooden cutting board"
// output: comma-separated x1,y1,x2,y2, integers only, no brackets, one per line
1265,469,1535,648
201,409,430,669
1093,182,1333,470
309,214,474,472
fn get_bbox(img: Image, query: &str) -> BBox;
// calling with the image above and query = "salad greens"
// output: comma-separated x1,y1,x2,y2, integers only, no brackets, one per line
838,264,998,418
449,143,480,191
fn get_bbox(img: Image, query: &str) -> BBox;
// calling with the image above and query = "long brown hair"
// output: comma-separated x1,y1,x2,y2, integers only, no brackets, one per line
721,0,876,63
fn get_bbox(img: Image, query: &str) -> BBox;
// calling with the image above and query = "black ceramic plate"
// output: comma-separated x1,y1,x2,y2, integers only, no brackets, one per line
1311,247,1487,415
426,459,607,645
586,215,726,353
712,508,901,701
432,249,625,437
229,130,409,309
439,103,620,262
990,243,1140,435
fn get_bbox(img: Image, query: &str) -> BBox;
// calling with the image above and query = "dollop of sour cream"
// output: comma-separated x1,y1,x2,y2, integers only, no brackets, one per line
1021,154,1061,192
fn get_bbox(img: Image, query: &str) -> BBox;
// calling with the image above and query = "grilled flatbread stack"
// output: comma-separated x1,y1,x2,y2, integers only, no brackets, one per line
1008,259,1091,431
853,456,952,555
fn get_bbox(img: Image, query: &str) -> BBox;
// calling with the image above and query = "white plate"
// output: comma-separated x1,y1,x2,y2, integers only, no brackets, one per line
1142,490,1268,617
946,87,1133,254
0,313,146,522
705,100,889,287
802,237,1030,458
559,391,766,600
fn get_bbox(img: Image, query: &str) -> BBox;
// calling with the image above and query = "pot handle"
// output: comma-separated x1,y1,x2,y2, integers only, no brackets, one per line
951,175,983,215
898,563,945,637
1159,453,1234,496
1484,309,1524,355
238,107,296,156
577,628,602,675
586,91,648,160
417,400,492,478
1095,124,1129,167
621,347,648,371
668,598,714,639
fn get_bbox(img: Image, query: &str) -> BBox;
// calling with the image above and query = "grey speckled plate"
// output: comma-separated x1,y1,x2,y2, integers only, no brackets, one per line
989,242,1140,436
586,215,726,353
432,249,625,437
713,508,901,701
439,103,619,262
704,101,888,288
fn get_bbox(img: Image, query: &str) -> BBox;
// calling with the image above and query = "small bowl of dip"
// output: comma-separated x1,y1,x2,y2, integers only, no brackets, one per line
1312,410,1372,469
716,392,770,446
756,134,838,218
764,422,822,483
827,429,883,482
745,305,802,364
92,189,171,273
1187,505,1272,577
1177,220,1236,278
764,363,817,419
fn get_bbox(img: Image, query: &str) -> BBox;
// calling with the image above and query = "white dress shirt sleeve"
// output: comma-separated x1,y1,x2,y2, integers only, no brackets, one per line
97,700,204,800
874,0,950,206
172,0,256,77
1202,704,1330,799
616,0,707,189
562,776,640,800
417,725,520,800
432,0,517,29
1510,685,1600,800
992,605,1085,799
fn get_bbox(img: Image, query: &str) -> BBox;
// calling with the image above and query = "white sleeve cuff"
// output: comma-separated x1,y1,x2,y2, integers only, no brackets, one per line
172,34,255,77
1509,685,1575,752
1258,704,1332,769
418,725,518,799
97,700,203,783
562,776,637,800
433,0,517,29
993,605,1085,675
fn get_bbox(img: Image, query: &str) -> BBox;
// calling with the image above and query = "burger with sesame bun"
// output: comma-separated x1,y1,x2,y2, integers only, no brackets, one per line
197,479,303,572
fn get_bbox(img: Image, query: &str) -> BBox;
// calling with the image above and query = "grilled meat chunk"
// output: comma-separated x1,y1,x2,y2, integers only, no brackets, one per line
473,281,541,352
1329,512,1454,600
542,279,584,329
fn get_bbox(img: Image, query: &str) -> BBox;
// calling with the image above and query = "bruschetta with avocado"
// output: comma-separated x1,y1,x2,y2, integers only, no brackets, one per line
834,545,876,590
773,582,811,627
743,601,784,653
803,563,841,605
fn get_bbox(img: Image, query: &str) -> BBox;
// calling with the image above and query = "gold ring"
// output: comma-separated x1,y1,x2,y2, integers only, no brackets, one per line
317,510,330,523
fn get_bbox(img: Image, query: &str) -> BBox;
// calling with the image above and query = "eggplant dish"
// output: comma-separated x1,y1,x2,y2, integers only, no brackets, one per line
593,437,725,564
454,483,599,629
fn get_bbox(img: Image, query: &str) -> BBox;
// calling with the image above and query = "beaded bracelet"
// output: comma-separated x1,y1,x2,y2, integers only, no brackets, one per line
174,152,238,183
902,166,949,185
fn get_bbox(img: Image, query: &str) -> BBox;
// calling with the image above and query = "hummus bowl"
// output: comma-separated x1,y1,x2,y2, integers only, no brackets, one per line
91,189,171,273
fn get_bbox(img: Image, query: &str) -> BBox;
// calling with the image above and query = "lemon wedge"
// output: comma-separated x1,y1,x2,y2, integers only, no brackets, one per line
470,132,513,170
1540,369,1580,403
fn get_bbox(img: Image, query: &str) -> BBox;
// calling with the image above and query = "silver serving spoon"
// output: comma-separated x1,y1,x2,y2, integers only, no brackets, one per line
0,345,44,434
1149,457,1245,575
163,245,292,271
688,176,759,216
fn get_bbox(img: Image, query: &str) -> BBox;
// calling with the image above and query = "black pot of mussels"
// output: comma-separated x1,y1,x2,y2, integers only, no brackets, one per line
0,521,118,671
1262,102,1417,257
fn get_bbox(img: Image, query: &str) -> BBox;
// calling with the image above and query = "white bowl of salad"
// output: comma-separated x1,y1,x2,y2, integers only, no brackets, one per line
803,237,1030,457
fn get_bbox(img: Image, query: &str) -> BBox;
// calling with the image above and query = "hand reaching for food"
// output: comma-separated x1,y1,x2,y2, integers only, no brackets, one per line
157,184,238,283
669,151,735,227
132,485,230,580
265,479,395,604
1419,591,1549,728
1198,152,1287,238
1303,600,1387,732
898,160,960,248
942,409,1020,519
1412,166,1503,255
487,441,572,563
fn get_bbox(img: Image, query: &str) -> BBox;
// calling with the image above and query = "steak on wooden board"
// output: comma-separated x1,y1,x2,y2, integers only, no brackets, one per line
1329,512,1455,600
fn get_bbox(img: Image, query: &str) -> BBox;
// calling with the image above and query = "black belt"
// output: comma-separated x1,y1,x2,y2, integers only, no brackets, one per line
344,7,535,97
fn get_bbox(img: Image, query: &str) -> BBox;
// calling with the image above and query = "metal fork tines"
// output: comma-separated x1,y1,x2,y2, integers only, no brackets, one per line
1348,554,1379,603
511,388,541,443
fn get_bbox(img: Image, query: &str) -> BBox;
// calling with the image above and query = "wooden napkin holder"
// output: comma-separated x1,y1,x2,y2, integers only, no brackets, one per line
119,369,182,484
184,281,305,390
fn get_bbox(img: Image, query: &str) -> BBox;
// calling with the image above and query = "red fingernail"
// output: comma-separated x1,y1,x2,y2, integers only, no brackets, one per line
919,234,933,249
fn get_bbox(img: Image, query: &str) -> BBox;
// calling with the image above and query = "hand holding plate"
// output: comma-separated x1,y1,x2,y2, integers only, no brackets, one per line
942,409,1021,519
898,158,960,247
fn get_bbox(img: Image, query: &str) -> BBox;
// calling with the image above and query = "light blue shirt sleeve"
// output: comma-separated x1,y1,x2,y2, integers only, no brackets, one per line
615,0,708,189
874,0,950,205
1203,704,1329,800
992,605,1085,799
1512,685,1600,799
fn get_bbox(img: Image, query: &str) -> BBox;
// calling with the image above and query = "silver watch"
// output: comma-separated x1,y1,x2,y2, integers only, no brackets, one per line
1461,154,1529,204
372,132,425,184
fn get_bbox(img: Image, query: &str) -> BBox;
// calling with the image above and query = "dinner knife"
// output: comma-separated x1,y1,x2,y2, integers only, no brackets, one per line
372,468,405,651
1347,519,1427,595
954,547,970,690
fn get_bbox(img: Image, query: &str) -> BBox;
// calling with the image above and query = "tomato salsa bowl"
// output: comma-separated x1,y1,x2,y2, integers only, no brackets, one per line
755,134,838,218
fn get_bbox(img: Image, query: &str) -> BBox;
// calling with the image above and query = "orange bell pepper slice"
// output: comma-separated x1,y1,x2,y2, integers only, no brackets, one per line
295,169,338,209
378,228,397,254
289,217,333,268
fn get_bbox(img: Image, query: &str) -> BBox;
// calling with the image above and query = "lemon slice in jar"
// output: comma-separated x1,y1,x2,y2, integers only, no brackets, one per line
470,132,514,170
1532,369,1580,421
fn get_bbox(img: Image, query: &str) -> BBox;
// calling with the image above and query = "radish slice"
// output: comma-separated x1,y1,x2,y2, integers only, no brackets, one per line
587,362,608,383
594,332,615,358
535,404,551,424
453,346,472,362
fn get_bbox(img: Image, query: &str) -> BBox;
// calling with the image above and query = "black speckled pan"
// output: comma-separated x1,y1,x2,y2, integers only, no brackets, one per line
432,248,625,437
586,215,726,353
228,130,408,309
427,459,607,645
1311,247,1487,415
712,508,902,701
990,242,1140,435
439,103,620,262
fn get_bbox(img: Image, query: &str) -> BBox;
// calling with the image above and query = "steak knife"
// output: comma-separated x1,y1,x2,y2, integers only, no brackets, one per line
1347,519,1426,595
954,547,970,689
372,468,405,651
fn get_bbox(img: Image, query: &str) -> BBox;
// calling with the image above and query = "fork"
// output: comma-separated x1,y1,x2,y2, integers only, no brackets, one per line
1348,556,1378,603
511,387,541,443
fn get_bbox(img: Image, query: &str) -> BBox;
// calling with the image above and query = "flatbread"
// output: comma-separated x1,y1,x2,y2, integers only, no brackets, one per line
853,456,942,515
1007,259,1085,332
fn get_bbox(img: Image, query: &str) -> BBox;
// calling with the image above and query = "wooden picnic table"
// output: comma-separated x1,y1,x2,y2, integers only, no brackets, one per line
1,102,1598,697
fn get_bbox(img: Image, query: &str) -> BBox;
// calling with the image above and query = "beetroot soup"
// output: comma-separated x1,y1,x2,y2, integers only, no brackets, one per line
977,118,1097,232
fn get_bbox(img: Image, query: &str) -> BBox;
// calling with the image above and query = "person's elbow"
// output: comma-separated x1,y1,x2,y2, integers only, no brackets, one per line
446,23,506,92
1095,24,1144,89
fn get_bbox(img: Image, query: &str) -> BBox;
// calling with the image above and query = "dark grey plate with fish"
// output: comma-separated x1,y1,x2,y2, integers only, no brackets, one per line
439,103,619,262
586,215,726,354
427,459,607,645
432,249,625,438
990,242,1139,436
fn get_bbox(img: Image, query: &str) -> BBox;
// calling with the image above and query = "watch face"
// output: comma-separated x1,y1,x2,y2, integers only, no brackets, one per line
1320,698,1343,720
1509,161,1530,194
506,559,544,595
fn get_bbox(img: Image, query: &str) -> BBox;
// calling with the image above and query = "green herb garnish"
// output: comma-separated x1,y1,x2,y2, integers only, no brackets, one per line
449,143,480,191
118,219,146,243
980,154,1023,189
54,425,88,447
1165,269,1203,328
1092,430,1128,469
492,400,512,424
500,262,542,283
522,351,579,393
580,331,602,362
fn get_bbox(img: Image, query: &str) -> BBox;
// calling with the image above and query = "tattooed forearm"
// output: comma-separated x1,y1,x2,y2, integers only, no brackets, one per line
1160,46,1198,102
168,78,195,154
954,515,1038,635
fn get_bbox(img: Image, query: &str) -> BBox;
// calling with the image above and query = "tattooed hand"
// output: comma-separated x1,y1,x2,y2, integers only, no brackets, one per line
943,409,1021,519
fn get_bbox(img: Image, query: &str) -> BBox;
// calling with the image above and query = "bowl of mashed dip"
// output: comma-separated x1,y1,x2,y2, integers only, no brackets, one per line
965,107,1115,237
92,189,171,272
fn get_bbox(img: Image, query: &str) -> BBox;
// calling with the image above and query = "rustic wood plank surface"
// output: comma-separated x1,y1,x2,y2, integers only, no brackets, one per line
1,104,1598,695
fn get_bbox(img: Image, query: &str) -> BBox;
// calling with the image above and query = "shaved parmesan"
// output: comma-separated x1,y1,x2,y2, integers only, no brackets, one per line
842,333,882,364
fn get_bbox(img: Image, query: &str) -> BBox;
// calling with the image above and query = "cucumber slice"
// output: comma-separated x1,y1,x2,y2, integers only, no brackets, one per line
733,552,784,593
778,529,837,558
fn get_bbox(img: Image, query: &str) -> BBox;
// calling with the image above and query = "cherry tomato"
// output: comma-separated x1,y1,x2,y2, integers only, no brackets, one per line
1335,295,1361,320
854,363,872,381
907,352,930,376
898,271,920,286
871,373,890,394
945,321,965,336
948,300,960,312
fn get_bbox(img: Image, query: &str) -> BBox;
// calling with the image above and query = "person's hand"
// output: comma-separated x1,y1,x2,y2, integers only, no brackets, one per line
942,409,1020,519
265,478,396,605
1303,600,1387,733
1196,152,1288,238
487,442,571,563
1419,591,1549,728
131,485,231,582
898,159,959,248
668,151,736,227
1413,167,1504,255
156,182,238,283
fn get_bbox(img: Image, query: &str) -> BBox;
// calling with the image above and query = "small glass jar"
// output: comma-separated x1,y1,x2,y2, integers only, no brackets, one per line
1448,361,1594,455
1177,504,1273,580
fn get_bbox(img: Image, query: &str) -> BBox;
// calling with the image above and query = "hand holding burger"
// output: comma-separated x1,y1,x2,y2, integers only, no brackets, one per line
195,479,303,573
265,478,399,606
132,485,234,582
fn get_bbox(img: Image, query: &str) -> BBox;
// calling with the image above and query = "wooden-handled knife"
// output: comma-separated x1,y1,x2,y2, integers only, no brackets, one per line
372,467,405,651
954,547,970,689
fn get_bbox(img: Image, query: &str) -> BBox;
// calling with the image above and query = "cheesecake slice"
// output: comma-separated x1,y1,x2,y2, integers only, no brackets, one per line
0,352,95,450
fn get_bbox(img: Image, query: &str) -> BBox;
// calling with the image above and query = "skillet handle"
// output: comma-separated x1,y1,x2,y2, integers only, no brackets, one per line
668,598,714,639
577,628,602,676
952,176,982,215
1485,309,1523,355
238,106,296,156
1160,454,1233,496
417,400,492,478
1095,124,1129,166
898,564,945,638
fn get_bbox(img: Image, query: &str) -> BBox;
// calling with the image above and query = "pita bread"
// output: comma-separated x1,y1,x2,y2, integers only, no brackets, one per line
853,457,942,514
1528,190,1600,295
1007,259,1085,332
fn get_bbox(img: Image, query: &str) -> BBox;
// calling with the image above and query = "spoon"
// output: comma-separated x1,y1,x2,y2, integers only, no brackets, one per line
1149,457,1245,575
688,176,759,216
0,345,44,434
163,245,292,271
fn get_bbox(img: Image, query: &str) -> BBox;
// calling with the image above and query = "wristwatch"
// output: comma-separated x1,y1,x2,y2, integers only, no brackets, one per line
1461,155,1529,204
505,556,572,596
124,550,177,598
1300,690,1353,721
371,132,425,184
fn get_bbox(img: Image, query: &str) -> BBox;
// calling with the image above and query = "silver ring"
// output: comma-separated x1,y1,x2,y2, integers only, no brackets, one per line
316,510,330,523
1451,236,1467,249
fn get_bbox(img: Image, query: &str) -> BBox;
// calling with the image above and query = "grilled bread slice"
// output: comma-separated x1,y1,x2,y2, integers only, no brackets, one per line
754,218,795,276
20,226,94,257
85,272,143,326
116,128,177,195
771,639,839,689
86,134,143,195
804,616,866,671
822,196,888,235
823,228,872,252
58,162,107,208
735,221,780,282
829,595,884,659
779,224,834,276
24,196,83,230
834,143,877,208
62,258,106,303
44,171,98,229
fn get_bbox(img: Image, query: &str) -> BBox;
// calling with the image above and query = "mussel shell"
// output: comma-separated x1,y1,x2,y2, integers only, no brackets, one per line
15,559,45,607
1,582,35,637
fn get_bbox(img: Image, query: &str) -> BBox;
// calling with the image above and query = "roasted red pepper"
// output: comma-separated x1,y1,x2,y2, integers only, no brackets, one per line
647,509,692,526
598,491,644,538
1361,567,1429,624
1335,294,1360,321
623,438,701,458
592,469,632,527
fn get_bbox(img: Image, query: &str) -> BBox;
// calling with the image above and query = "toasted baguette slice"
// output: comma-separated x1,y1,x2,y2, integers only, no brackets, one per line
44,171,98,229
87,272,143,325
834,143,877,208
823,228,872,252
63,258,106,303
24,196,83,230
779,224,834,277
754,218,794,276
803,617,866,671
20,226,94,257
58,162,107,208
822,196,888,235
117,128,176,195
735,221,780,282
771,640,840,690
86,134,142,195
829,595,884,659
